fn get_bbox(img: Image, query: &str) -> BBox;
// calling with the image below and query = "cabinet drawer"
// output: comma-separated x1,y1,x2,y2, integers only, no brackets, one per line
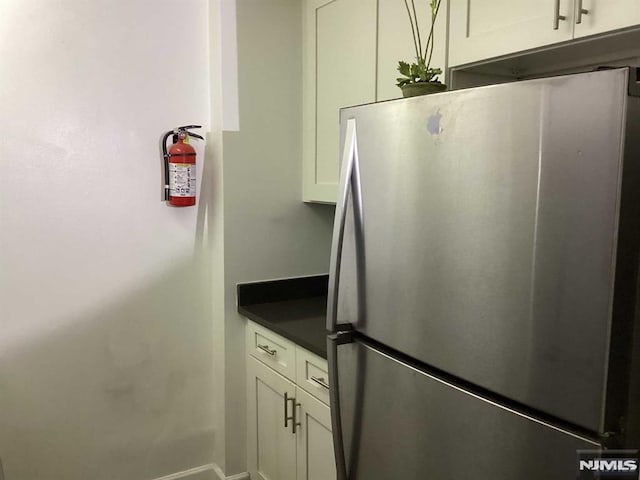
246,321,296,381
296,347,330,405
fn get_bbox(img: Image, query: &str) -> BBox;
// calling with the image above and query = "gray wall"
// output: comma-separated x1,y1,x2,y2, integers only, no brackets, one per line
221,0,335,474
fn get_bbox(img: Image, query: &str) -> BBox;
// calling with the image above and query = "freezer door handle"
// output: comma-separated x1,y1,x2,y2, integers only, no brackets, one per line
327,117,364,333
328,332,353,480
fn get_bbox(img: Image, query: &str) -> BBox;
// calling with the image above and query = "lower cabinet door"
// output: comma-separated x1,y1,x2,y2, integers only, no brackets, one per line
296,388,337,480
247,356,297,480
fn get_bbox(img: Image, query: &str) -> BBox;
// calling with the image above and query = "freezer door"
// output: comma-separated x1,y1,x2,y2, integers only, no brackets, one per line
331,337,600,480
334,68,629,432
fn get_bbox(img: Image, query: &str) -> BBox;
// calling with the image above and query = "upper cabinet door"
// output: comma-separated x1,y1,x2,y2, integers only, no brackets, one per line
449,0,575,66
377,0,449,101
573,0,640,38
303,0,377,203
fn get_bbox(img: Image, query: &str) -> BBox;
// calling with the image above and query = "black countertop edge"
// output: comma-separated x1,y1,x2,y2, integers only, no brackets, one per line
237,274,329,359
239,300,328,358
237,274,328,306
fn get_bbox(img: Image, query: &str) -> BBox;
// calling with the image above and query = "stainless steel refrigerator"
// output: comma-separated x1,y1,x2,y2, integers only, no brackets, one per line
326,67,640,479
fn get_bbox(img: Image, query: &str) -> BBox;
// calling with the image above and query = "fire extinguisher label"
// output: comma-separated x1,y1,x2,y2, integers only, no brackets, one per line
169,163,196,197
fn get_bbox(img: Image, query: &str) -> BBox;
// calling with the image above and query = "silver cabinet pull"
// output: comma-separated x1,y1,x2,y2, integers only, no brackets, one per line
257,344,276,356
310,375,330,390
284,391,288,427
553,0,566,29
293,401,301,434
284,392,295,429
576,0,588,24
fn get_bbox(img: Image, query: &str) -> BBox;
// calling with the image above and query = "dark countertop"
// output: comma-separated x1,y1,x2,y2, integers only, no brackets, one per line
237,275,329,358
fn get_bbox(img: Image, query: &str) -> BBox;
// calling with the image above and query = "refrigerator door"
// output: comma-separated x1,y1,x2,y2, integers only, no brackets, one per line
334,68,629,432
331,336,600,480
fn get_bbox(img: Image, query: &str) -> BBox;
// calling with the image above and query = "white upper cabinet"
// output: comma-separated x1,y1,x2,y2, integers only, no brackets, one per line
573,0,640,38
377,0,448,101
303,0,378,203
450,0,640,67
302,0,640,204
303,0,450,203
449,0,574,66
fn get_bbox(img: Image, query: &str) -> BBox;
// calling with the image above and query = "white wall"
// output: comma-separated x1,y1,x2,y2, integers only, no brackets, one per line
221,0,335,474
0,1,218,479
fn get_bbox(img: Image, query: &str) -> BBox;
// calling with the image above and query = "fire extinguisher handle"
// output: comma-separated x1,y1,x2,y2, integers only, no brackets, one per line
174,125,204,141
186,132,204,141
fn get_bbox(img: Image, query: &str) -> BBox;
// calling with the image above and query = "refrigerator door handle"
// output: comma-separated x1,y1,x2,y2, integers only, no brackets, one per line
327,117,363,333
328,332,352,480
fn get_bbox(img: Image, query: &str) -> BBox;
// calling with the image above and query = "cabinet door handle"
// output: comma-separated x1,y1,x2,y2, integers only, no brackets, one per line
284,391,289,427
293,402,301,434
310,375,330,390
257,344,277,356
284,392,295,429
576,0,588,24
553,0,566,29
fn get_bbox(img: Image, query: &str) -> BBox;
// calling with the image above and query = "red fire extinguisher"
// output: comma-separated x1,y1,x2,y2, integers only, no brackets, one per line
162,125,203,207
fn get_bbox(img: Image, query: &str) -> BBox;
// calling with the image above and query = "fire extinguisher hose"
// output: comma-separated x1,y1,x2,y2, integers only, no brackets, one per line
161,130,173,201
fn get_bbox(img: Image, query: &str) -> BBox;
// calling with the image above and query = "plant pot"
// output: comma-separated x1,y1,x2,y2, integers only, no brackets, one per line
400,82,447,98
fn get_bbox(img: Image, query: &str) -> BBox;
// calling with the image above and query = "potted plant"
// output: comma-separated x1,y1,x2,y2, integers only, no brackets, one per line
397,0,446,98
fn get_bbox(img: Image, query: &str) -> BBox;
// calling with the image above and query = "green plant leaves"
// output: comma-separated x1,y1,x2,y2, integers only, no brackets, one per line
398,61,411,77
399,0,443,89
396,60,443,87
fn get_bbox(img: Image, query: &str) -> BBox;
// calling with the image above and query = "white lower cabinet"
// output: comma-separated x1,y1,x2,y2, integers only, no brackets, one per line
246,322,335,480
247,356,298,480
296,388,336,480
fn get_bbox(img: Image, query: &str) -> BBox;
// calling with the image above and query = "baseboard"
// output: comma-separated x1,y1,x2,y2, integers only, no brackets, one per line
152,465,216,480
151,463,249,480
212,463,250,480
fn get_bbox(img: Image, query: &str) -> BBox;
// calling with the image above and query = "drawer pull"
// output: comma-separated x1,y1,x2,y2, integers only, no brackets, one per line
257,344,277,356
310,375,329,390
